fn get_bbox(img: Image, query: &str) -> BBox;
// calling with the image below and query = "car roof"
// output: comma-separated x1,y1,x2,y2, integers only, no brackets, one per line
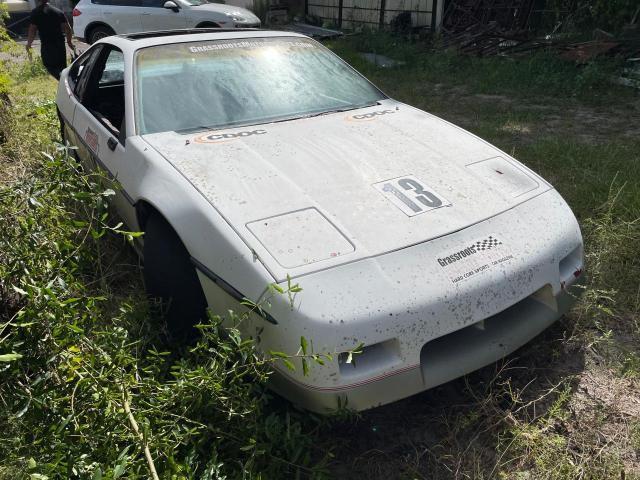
97,29,308,54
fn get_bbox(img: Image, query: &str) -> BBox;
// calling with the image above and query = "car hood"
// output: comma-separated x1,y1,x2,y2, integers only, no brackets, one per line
142,99,551,281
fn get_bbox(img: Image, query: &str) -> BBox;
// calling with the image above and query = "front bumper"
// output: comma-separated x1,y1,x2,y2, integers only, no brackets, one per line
253,189,584,412
269,279,583,412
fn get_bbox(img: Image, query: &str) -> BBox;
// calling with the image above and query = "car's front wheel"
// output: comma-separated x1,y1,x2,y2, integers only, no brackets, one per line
143,213,208,339
87,25,115,44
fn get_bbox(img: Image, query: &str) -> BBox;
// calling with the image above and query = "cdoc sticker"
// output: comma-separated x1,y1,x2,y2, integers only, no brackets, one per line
346,109,395,122
194,129,267,144
436,235,515,284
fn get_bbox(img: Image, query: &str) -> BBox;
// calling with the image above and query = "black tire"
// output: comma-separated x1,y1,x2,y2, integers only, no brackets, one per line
87,25,115,44
143,213,208,340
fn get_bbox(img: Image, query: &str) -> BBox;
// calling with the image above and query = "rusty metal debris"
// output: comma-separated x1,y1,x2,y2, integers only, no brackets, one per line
439,0,640,62
441,0,537,55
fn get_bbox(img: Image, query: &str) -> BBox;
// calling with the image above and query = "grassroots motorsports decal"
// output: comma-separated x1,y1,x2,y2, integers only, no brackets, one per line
194,129,267,144
346,109,395,122
437,235,515,284
188,41,314,53
373,175,451,217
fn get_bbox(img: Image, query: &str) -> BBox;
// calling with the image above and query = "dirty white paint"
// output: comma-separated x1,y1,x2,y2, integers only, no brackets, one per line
57,30,584,413
143,98,553,283
246,208,355,268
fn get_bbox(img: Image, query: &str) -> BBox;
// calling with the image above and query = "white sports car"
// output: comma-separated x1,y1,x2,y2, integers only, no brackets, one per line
56,28,585,412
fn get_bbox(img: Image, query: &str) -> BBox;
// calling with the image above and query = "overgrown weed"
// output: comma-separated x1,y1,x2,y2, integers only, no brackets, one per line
0,39,330,479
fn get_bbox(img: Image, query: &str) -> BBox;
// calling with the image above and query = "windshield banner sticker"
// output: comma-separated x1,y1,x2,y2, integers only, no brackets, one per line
373,175,451,217
437,235,515,284
189,41,314,53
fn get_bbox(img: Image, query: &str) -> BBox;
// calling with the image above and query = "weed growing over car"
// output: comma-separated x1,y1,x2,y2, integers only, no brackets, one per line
0,41,333,479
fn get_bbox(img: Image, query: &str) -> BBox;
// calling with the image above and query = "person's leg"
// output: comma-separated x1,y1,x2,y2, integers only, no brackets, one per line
40,39,67,80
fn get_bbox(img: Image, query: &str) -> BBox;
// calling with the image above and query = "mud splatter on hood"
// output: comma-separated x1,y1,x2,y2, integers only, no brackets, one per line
142,99,551,281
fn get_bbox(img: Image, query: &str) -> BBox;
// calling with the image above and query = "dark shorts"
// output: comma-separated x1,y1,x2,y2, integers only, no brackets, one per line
40,38,67,80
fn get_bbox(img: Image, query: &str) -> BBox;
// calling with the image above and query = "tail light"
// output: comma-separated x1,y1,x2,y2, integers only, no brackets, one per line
72,8,81,16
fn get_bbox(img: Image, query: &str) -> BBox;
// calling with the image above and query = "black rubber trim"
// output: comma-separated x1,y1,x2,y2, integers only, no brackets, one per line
191,256,278,325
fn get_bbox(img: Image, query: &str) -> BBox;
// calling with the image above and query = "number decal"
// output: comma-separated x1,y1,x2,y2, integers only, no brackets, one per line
373,175,451,217
397,178,443,208
382,183,423,213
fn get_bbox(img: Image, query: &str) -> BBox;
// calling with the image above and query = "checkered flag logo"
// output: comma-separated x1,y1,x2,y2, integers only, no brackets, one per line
475,236,502,251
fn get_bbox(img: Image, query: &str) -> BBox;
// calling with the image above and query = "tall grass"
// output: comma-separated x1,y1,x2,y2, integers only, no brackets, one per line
0,42,329,480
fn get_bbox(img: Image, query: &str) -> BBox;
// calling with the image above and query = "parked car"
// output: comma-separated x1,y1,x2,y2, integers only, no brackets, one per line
3,0,32,36
55,29,585,413
71,0,260,44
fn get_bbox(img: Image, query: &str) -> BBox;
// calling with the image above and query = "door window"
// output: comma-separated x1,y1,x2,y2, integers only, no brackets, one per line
80,47,127,140
68,46,103,96
99,49,125,85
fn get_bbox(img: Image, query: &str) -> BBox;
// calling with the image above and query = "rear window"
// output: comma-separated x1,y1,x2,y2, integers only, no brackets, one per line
134,37,385,135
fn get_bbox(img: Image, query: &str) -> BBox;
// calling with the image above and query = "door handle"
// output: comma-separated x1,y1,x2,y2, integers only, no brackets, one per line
107,137,118,151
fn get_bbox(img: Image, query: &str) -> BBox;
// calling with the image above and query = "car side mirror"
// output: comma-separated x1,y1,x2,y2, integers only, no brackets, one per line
163,1,179,12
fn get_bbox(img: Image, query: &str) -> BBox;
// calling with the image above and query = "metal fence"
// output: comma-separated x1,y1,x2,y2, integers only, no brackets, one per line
306,0,438,30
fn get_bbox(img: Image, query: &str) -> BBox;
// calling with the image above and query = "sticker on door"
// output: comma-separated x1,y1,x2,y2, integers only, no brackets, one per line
84,127,99,154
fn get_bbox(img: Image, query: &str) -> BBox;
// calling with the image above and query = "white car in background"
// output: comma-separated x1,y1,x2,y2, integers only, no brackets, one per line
72,0,260,44
55,30,585,413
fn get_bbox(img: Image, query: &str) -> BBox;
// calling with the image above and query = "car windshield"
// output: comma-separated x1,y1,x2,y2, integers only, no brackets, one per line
134,37,386,135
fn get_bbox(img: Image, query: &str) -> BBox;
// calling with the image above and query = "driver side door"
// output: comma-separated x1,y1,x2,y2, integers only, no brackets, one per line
71,45,139,231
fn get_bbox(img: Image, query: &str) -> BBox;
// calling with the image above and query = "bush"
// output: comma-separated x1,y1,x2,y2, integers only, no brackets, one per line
0,146,329,479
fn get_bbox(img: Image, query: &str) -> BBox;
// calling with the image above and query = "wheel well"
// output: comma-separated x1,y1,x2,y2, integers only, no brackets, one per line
85,22,114,41
195,22,221,28
135,200,161,232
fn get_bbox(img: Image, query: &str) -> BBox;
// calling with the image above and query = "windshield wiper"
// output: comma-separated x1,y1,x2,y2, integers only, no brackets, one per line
300,102,382,119
176,102,384,133
177,125,214,134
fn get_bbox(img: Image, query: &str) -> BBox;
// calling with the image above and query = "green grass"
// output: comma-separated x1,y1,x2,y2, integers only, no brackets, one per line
329,32,633,103
0,40,331,480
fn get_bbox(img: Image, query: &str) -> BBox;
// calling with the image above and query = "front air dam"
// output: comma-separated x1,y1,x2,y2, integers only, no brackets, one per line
268,280,583,413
